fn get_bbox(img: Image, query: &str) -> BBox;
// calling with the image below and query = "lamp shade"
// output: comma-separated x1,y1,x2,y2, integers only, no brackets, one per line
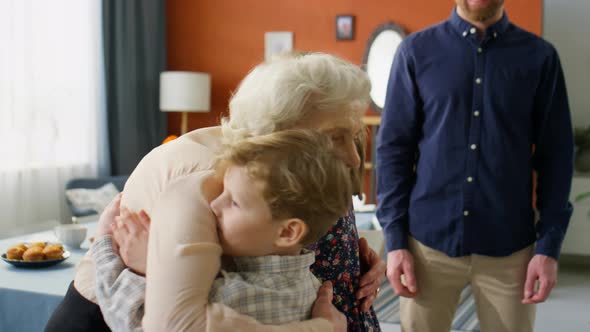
159,71,211,112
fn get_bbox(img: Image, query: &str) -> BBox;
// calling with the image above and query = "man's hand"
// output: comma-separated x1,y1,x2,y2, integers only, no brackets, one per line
386,249,417,298
112,208,151,276
522,254,558,304
357,237,386,311
95,193,122,238
311,281,347,332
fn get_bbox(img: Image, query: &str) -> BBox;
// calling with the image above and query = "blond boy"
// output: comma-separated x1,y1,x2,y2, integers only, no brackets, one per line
91,129,353,331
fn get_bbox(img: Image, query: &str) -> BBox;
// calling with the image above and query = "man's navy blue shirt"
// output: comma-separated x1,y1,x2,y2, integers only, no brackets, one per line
376,10,574,259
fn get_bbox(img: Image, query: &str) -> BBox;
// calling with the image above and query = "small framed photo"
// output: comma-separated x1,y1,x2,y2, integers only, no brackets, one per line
264,31,294,61
336,15,355,40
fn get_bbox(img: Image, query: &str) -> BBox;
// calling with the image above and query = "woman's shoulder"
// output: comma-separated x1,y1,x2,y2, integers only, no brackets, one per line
122,127,222,211
182,126,222,147
149,126,222,165
158,171,220,209
150,171,221,242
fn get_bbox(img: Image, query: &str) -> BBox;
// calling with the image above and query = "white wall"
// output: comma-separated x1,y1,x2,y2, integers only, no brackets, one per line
563,176,590,255
543,0,590,127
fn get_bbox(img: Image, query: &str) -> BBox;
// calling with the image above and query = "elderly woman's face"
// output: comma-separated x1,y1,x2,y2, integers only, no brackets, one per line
295,109,364,169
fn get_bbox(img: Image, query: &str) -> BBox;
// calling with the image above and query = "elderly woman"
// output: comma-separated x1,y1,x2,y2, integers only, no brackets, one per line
47,53,384,332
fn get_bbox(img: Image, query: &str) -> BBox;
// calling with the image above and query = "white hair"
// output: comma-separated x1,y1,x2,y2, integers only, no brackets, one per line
221,52,370,144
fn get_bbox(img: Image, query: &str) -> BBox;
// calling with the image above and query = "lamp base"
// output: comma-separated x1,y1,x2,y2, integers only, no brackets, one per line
181,112,188,135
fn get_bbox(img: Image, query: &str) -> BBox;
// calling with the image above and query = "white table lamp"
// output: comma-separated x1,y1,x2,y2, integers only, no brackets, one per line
160,71,211,135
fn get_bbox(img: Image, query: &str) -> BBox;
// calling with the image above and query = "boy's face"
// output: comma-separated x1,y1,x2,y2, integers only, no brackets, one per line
210,165,279,257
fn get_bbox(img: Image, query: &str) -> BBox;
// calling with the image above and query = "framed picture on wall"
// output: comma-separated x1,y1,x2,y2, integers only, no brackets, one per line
336,15,355,40
264,31,294,61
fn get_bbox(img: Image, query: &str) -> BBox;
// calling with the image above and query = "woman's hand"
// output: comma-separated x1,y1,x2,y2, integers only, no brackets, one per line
95,194,122,238
112,208,151,276
357,237,386,312
311,281,347,332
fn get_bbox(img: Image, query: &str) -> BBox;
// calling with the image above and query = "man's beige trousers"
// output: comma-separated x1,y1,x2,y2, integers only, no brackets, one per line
400,237,536,332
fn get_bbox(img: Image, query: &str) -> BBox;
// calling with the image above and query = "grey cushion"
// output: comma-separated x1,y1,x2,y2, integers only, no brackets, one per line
65,175,128,217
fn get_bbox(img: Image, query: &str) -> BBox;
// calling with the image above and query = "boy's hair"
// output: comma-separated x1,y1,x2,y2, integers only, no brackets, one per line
221,52,370,144
215,129,353,245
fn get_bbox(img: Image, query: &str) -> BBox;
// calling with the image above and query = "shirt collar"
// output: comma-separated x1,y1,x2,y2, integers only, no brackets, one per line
232,249,316,274
449,7,510,40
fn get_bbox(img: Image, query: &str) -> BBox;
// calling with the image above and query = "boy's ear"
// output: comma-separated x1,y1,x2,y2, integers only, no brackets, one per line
275,218,308,248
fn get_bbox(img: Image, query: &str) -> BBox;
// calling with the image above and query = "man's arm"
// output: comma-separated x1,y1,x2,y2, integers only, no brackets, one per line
376,42,421,253
376,43,421,298
523,46,574,304
531,46,574,260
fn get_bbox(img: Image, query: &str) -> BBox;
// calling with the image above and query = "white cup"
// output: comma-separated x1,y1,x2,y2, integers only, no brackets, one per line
54,224,87,248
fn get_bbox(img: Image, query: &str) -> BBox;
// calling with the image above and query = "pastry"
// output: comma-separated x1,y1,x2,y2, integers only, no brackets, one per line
6,246,26,260
12,243,28,251
43,244,64,260
22,246,45,261
29,242,46,249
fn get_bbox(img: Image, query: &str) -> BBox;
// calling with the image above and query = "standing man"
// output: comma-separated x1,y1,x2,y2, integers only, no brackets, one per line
376,1,573,331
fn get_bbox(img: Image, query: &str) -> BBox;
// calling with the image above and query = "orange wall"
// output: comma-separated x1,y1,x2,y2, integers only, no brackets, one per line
166,0,542,134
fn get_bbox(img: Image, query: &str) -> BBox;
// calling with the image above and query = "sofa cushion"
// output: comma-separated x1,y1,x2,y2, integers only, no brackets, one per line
65,183,119,215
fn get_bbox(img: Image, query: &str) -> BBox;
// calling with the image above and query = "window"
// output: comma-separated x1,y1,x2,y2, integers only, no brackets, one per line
0,0,106,233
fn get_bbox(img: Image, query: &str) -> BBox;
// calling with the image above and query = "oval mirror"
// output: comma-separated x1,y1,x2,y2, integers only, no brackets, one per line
363,22,406,113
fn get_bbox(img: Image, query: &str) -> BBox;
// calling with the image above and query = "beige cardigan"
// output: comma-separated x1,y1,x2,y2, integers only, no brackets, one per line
73,127,332,331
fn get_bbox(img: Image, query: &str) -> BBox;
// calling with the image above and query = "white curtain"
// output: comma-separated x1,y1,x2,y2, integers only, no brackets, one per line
0,0,107,235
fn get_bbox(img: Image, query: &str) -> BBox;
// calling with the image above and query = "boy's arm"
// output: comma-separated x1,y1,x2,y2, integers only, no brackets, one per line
91,236,146,332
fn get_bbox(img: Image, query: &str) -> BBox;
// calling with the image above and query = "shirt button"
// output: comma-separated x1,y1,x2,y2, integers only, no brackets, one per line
464,210,470,216
470,144,477,150
470,27,476,34
462,31,468,37
475,78,482,84
493,32,498,38
467,176,474,182
477,47,483,53
474,110,480,116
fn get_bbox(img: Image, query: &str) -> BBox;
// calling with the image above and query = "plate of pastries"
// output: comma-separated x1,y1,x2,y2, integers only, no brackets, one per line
1,242,70,268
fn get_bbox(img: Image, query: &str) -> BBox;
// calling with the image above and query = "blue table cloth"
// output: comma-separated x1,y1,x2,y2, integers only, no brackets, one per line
0,221,97,332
